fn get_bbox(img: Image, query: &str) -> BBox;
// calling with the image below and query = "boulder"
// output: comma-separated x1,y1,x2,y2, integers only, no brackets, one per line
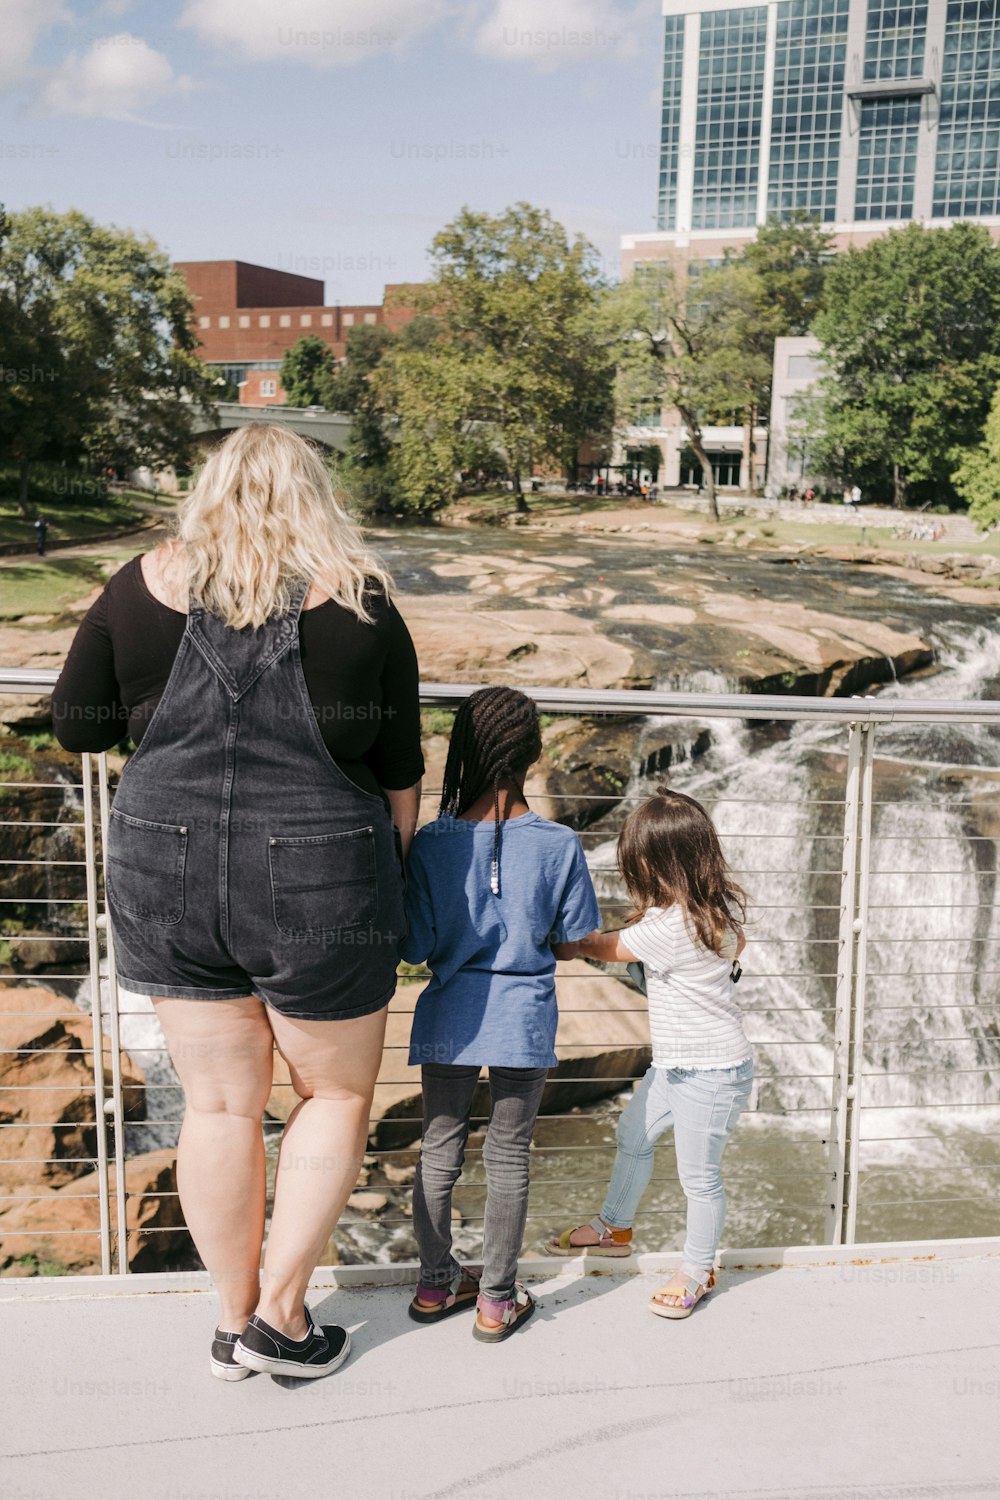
0,1151,191,1276
274,961,652,1152
0,985,145,1191
0,740,88,910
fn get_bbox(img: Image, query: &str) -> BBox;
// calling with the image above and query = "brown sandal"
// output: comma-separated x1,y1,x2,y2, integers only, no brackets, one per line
547,1215,633,1258
408,1267,481,1324
472,1283,535,1343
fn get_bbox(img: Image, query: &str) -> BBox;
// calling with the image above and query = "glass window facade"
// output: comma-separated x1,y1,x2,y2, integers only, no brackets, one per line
855,95,922,218
654,0,999,238
691,7,769,230
657,16,686,231
853,0,927,220
863,0,928,80
933,0,1000,219
768,0,850,219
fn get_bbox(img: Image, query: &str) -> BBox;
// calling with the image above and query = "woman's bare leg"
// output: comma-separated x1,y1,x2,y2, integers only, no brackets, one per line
154,996,275,1333
255,1005,388,1338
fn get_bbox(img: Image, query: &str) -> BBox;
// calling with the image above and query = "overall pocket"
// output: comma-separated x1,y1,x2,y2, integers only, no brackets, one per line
269,826,378,937
106,810,188,925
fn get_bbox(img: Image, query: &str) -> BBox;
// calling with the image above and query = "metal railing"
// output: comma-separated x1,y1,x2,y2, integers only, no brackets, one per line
2,665,999,1277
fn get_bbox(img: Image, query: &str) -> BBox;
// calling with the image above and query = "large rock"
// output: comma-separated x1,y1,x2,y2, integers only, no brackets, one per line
401,593,654,692
266,961,650,1150
0,1151,190,1276
0,985,145,1191
0,736,87,910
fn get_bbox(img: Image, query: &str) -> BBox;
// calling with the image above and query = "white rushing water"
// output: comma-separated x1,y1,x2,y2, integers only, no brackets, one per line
584,621,1000,1239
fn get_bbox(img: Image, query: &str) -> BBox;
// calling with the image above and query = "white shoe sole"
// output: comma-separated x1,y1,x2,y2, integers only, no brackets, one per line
233,1328,351,1379
210,1357,252,1381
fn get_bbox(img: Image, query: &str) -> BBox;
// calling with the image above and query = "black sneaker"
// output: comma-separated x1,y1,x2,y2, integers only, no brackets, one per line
210,1328,252,1382
233,1306,351,1379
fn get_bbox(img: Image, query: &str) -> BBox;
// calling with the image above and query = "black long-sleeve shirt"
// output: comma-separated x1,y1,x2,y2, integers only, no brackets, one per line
52,555,425,797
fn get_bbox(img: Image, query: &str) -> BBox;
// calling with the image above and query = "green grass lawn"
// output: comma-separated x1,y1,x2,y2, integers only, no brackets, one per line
0,490,156,549
0,556,112,617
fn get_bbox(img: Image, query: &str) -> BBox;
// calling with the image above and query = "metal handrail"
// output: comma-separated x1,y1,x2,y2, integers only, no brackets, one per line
5,664,1000,723
2,665,999,1277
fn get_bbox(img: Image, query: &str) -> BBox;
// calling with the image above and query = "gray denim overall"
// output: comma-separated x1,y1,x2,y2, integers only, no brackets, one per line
106,579,405,1019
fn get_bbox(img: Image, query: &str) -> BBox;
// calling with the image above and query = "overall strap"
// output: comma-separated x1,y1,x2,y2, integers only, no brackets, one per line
186,577,311,702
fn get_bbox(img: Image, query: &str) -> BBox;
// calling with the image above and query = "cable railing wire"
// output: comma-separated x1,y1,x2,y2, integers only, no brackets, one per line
1,669,998,1275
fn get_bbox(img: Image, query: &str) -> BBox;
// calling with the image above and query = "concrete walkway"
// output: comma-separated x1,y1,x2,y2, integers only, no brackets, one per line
3,1251,1000,1500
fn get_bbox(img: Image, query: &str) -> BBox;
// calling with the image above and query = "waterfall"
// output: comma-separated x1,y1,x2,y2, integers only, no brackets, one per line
590,622,1000,1140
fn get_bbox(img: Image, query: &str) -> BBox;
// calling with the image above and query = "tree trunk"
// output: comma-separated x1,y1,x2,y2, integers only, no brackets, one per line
681,414,719,522
893,463,907,509
17,455,30,520
740,410,753,494
512,468,529,514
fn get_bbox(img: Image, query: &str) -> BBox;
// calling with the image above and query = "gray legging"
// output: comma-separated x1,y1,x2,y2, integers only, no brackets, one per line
412,1063,548,1303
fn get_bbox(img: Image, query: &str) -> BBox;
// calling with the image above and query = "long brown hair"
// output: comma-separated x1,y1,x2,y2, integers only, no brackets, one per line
617,786,746,955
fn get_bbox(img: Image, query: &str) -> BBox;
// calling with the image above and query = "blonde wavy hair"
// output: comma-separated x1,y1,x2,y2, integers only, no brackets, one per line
175,425,391,630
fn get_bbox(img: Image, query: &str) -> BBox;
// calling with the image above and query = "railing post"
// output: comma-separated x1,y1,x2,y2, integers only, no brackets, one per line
81,753,113,1276
827,723,862,1243
98,753,129,1274
827,720,876,1244
841,723,875,1244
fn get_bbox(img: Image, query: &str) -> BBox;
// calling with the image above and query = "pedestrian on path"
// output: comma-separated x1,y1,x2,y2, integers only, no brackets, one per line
34,516,48,555
52,425,424,1382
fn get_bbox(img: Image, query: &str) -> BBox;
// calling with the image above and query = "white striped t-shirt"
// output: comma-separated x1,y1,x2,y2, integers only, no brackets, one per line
620,905,751,1070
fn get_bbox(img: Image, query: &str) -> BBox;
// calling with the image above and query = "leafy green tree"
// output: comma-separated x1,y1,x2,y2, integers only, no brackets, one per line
606,259,778,519
0,206,217,516
322,316,441,512
809,222,1000,507
279,334,337,408
953,386,1000,529
379,203,613,514
740,211,833,337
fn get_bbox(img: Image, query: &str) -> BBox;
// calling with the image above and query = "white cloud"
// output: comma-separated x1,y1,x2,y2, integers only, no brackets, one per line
0,0,71,90
39,34,193,119
180,0,451,66
473,0,638,70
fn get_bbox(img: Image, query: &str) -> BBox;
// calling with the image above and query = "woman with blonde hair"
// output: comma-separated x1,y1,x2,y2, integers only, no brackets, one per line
53,425,423,1380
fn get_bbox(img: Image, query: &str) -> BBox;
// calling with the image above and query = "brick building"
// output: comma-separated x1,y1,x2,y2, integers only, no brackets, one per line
175,260,416,405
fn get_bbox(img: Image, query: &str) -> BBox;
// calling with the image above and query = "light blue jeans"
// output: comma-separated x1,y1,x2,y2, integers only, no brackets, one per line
601,1058,754,1278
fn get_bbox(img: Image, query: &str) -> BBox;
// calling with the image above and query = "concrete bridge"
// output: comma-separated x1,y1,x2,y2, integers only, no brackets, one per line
189,401,352,452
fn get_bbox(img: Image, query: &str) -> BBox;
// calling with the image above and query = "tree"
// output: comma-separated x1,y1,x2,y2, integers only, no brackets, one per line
740,211,832,337
279,335,336,408
808,222,1000,507
606,259,778,520
953,386,1000,530
736,212,833,488
0,207,217,515
321,316,440,512
379,203,613,514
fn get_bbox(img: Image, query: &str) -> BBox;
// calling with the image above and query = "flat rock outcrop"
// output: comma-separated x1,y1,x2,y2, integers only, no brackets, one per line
0,1151,189,1276
267,960,649,1149
0,985,145,1193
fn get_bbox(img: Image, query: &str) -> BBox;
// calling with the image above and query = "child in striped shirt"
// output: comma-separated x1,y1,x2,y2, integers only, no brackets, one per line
548,787,752,1320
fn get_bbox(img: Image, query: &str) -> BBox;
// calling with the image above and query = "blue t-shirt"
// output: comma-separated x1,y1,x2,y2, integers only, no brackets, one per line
400,811,600,1068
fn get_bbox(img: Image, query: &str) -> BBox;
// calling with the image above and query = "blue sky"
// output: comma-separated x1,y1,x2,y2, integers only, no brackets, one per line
1,0,666,303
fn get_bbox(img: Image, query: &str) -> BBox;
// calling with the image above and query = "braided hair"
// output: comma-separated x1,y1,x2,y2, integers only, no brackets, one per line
439,686,543,896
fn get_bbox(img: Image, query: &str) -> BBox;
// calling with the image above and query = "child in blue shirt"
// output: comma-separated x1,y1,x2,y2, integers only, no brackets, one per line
400,686,599,1342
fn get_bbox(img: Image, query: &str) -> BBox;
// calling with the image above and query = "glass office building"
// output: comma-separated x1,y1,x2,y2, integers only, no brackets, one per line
653,0,1000,237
